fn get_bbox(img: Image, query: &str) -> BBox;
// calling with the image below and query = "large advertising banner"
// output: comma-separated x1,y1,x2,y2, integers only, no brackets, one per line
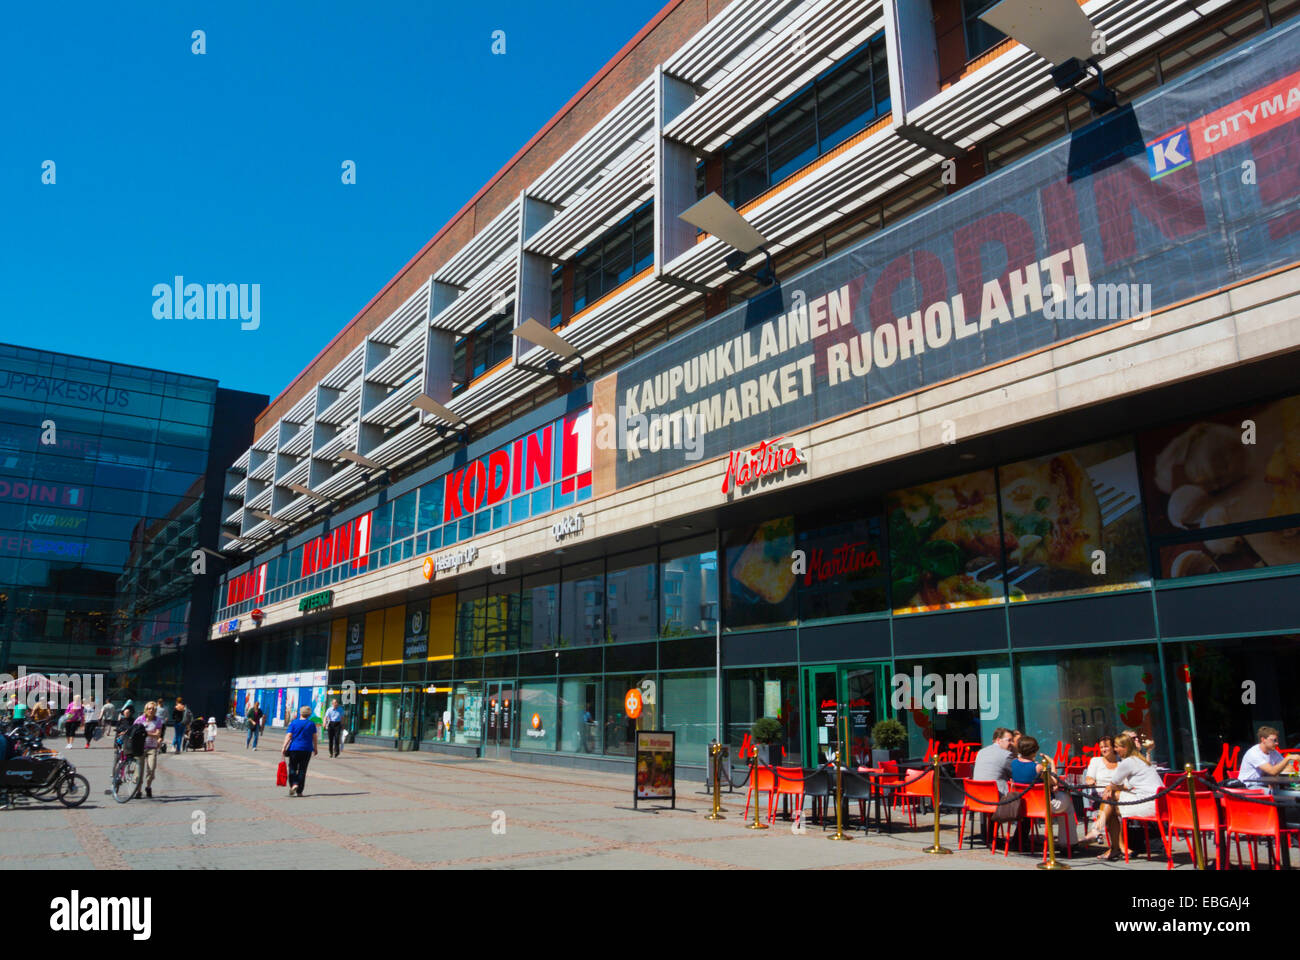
594,21,1300,490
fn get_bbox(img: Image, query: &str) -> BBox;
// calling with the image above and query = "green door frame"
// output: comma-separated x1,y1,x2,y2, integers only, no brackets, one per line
802,662,891,763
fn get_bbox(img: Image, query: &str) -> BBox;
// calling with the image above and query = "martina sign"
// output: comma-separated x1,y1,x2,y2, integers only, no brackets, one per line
597,21,1300,489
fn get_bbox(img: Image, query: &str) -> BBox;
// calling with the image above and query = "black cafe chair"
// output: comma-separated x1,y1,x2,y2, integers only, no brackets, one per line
800,768,833,828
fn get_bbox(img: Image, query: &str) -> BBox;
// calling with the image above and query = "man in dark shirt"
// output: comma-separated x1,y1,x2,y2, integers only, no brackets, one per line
246,703,264,750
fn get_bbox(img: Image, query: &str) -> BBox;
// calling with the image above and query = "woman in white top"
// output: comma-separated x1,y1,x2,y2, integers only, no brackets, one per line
1094,733,1163,858
1081,736,1121,856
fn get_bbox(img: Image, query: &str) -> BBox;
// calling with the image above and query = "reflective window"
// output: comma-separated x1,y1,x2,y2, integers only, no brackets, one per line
606,548,657,644
659,536,718,637
559,560,604,648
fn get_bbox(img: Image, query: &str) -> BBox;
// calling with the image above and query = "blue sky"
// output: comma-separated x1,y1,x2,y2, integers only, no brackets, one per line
1,0,667,400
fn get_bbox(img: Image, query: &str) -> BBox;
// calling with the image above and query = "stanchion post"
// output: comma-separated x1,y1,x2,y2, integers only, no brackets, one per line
827,714,851,841
745,749,768,830
923,753,952,855
706,742,725,821
1185,764,1205,870
1037,757,1068,870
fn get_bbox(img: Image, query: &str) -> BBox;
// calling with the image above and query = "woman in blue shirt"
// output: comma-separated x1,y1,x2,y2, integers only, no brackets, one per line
280,706,319,797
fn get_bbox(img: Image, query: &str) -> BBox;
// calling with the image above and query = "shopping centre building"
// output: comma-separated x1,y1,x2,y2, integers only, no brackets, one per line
211,0,1300,775
0,345,265,717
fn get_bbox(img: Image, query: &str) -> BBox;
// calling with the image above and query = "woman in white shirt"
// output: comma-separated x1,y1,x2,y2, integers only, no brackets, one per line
1081,736,1121,855
1095,733,1163,858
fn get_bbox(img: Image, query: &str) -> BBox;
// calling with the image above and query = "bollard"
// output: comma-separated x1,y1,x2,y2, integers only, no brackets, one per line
923,753,952,855
706,742,725,820
828,714,852,841
1037,758,1067,870
745,751,768,830
1186,764,1205,870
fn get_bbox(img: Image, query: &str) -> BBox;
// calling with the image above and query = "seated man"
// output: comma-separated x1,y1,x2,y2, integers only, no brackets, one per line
973,728,1014,794
1239,726,1295,785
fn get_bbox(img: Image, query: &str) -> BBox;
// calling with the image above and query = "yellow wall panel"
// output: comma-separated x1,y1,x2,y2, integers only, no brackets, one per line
428,594,455,659
328,618,346,669
383,605,405,661
363,610,385,665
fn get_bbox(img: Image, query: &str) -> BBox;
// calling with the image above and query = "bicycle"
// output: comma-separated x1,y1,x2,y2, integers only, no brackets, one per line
109,734,141,804
225,712,246,732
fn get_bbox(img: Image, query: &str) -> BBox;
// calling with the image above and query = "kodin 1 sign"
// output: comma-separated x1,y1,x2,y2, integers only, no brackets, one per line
722,437,805,494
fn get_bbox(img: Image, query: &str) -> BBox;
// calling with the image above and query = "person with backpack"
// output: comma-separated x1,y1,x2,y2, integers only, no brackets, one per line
246,702,264,750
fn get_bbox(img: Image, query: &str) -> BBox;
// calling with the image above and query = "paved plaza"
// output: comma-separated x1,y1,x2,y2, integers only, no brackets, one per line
0,739,1198,870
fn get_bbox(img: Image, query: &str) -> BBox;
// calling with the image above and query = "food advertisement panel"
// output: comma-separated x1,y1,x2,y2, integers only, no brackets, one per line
724,516,796,629
634,730,676,807
1139,393,1300,578
998,438,1149,598
887,470,1007,614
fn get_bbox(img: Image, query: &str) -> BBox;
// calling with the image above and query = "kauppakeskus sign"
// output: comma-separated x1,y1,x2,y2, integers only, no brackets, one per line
598,20,1300,489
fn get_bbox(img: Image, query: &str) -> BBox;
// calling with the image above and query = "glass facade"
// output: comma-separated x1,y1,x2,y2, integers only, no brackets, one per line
0,344,260,708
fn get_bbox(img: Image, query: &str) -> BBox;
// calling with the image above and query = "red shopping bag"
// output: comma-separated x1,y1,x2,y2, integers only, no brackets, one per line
276,759,288,786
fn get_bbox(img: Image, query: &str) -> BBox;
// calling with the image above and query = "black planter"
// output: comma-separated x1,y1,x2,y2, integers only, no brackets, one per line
755,743,781,766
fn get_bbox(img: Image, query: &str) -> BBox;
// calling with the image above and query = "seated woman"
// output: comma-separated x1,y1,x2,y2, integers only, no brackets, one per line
1081,736,1121,856
1097,733,1163,860
1010,736,1078,852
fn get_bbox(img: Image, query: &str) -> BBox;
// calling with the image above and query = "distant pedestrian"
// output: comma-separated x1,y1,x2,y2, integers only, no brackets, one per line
281,705,318,797
11,695,25,722
31,698,52,730
172,698,190,753
63,696,84,747
204,717,217,751
134,701,167,798
324,699,344,757
85,699,111,748
246,703,264,750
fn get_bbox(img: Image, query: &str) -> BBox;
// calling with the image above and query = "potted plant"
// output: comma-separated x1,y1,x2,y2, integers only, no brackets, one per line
750,717,784,766
871,718,908,764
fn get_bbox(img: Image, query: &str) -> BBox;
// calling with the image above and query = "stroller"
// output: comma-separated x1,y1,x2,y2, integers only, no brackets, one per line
186,716,206,751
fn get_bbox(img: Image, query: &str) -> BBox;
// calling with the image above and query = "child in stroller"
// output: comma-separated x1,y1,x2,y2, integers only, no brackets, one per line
186,715,206,751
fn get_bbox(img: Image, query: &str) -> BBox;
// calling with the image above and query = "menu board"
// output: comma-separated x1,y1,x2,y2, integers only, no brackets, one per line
634,731,676,808
1139,393,1300,578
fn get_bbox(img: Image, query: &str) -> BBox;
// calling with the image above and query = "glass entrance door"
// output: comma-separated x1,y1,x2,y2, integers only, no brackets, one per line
802,663,889,765
484,681,514,757
397,687,420,750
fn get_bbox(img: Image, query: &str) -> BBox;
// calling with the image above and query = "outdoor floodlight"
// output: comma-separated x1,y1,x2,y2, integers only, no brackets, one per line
286,482,334,503
678,193,777,286
248,508,283,526
411,394,470,444
512,318,587,384
980,0,1118,113
339,449,385,471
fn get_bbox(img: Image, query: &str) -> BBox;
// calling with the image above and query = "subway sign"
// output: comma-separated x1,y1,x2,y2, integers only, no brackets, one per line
594,22,1300,489
298,590,334,613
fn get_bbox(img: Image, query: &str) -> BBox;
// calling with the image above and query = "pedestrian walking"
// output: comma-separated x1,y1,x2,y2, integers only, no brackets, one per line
86,699,112,748
172,698,191,753
280,705,318,797
246,702,264,750
204,717,217,751
81,698,97,748
63,695,84,747
134,702,167,798
324,699,344,757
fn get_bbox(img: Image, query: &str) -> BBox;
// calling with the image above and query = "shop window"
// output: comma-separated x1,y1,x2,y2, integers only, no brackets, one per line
659,536,718,638
421,688,451,742
725,667,801,768
516,679,558,751
893,655,1014,759
1172,636,1300,770
606,548,657,643
521,569,559,650
559,560,604,647
662,672,717,765
604,673,657,757
1016,647,1165,764
558,676,601,755
721,34,890,208
455,585,487,657
451,680,483,745
482,577,521,653
723,516,796,630
796,506,888,620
